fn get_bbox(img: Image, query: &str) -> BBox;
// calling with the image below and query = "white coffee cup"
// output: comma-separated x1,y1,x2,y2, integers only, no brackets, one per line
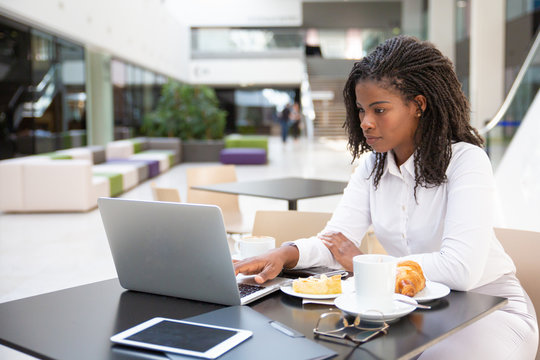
353,254,397,313
234,236,275,259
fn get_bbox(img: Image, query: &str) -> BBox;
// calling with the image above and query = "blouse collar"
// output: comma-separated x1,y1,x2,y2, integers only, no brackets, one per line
383,150,416,180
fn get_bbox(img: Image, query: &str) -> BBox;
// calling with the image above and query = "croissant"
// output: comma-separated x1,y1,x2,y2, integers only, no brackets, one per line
395,260,426,297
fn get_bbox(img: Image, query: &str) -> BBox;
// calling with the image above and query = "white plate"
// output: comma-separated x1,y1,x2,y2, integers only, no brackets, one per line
334,293,417,322
280,278,354,299
413,280,450,303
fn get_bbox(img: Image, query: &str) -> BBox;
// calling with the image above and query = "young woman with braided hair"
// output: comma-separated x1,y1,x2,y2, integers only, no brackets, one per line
234,36,538,358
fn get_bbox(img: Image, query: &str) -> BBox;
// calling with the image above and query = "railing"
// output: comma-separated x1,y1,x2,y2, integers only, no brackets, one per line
480,29,540,135
191,28,304,59
12,64,59,129
481,29,540,169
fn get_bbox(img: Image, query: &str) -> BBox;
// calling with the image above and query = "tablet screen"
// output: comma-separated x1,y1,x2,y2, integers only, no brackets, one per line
126,320,238,352
111,317,252,359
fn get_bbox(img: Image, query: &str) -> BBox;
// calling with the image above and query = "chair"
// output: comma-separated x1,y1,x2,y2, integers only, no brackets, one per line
150,182,181,202
360,228,387,255
252,210,333,247
251,210,387,254
494,227,540,358
186,165,249,234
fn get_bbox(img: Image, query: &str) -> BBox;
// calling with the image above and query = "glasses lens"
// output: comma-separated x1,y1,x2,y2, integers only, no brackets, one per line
317,312,346,334
350,326,385,343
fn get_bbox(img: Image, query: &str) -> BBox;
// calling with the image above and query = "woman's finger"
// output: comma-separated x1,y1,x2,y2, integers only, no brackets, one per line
255,263,280,284
234,258,264,275
321,238,334,249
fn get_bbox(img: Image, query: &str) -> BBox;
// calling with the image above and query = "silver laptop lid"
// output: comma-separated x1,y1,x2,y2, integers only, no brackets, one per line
98,197,242,306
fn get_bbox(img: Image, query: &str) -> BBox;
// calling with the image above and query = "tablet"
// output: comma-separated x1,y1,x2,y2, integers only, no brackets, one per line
110,317,252,359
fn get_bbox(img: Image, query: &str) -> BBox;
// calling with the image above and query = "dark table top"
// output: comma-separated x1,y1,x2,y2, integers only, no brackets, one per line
0,278,507,360
191,177,348,202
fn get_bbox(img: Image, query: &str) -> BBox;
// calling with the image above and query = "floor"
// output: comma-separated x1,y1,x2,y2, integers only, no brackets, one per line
0,136,357,359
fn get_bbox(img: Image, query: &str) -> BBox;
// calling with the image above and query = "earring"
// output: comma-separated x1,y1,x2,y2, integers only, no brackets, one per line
416,112,421,117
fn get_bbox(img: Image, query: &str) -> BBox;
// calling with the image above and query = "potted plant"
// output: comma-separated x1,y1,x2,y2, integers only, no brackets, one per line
142,80,227,162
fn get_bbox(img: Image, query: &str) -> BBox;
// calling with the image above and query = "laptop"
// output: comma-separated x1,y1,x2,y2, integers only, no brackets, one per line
98,197,288,305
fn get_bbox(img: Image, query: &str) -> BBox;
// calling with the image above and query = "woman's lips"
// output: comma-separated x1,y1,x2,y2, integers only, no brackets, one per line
365,136,381,145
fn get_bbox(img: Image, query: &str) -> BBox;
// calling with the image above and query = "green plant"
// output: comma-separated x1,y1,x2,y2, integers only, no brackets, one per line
142,80,227,140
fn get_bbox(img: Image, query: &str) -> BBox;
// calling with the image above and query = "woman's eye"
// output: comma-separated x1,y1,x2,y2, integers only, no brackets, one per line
374,108,385,114
357,108,365,113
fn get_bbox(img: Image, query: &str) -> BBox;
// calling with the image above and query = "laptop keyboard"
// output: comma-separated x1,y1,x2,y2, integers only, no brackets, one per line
238,283,265,298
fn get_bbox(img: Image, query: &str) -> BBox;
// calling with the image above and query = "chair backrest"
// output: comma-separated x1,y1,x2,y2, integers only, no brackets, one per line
186,165,239,212
151,182,181,203
359,228,387,255
251,210,387,254
251,210,332,247
495,227,540,357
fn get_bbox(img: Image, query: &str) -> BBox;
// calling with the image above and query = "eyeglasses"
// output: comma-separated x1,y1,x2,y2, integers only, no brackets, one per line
313,311,389,345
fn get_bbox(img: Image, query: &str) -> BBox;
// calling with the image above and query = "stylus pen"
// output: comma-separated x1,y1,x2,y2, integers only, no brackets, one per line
269,320,304,338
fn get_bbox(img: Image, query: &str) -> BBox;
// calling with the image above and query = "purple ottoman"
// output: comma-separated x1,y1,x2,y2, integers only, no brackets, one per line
107,159,160,179
220,148,267,165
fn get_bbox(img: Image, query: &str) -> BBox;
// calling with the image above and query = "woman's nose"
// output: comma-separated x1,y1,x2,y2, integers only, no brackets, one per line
360,115,375,131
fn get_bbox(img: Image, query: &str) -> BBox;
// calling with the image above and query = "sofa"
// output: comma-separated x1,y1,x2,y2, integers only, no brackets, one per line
0,137,181,212
220,134,268,164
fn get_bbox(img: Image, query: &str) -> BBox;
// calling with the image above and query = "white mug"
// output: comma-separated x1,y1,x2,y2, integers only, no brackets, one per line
234,236,275,259
353,254,397,313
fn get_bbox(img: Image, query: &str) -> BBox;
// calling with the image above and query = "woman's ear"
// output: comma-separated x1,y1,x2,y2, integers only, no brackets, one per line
414,95,427,113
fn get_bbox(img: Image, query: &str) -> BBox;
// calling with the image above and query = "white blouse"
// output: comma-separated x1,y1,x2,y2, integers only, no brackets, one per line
294,142,515,291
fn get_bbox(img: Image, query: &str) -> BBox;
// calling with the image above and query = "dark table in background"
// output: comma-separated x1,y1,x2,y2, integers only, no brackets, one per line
0,278,507,360
192,177,348,210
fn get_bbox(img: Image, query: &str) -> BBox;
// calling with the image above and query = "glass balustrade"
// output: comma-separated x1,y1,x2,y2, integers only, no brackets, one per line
481,30,540,170
191,28,304,58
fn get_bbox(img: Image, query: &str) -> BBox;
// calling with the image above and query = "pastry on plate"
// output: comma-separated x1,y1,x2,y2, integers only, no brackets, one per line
292,274,342,295
395,260,426,297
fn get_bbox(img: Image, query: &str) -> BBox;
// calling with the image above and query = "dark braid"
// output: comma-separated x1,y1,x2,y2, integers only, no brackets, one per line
343,35,484,192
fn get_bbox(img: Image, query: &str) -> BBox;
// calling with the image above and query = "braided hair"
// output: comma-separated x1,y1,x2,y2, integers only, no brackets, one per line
343,35,484,192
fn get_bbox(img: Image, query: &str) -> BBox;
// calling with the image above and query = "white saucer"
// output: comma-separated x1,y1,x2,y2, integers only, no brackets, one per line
413,281,450,303
280,278,354,299
334,293,417,322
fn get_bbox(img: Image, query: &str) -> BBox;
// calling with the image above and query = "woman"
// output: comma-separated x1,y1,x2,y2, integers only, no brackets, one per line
234,36,538,358
289,102,302,141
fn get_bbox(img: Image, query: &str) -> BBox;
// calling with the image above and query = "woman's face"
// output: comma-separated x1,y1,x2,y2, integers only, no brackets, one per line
354,81,425,166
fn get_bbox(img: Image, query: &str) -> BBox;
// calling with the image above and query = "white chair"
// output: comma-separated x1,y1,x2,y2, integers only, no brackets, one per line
186,165,249,234
494,227,540,359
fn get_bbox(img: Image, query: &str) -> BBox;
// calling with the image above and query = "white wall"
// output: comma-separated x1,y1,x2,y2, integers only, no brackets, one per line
190,58,304,86
0,0,189,81
169,0,302,27
495,90,540,232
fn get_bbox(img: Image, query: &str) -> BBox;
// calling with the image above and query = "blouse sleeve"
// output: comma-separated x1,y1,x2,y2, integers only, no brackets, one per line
293,156,373,269
402,146,495,291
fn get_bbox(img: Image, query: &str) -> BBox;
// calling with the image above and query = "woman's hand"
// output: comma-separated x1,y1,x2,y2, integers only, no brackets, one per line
319,232,362,271
233,245,299,284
